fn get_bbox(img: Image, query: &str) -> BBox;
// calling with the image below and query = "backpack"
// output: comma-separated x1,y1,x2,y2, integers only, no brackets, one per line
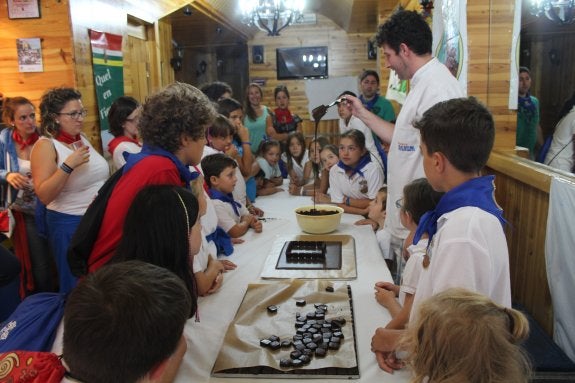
67,166,124,277
0,293,66,352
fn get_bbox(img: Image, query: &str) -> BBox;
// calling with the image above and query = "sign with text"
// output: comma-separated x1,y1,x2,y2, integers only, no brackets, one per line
89,30,124,140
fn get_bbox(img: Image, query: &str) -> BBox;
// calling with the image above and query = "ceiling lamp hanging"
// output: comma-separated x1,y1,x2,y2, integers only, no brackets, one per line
241,0,305,36
530,0,575,25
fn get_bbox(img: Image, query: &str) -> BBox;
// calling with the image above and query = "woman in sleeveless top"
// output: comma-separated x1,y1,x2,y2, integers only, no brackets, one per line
0,96,53,294
243,83,273,155
31,88,109,293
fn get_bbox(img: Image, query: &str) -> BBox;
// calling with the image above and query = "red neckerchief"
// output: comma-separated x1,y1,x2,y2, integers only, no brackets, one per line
0,351,65,383
55,131,80,145
107,136,141,155
12,130,39,150
274,108,294,124
193,165,210,194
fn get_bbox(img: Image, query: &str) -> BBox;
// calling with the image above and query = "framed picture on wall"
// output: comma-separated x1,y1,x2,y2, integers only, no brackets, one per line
7,0,41,19
17,38,43,72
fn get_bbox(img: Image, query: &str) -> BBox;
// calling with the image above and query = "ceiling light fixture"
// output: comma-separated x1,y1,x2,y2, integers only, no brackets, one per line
530,0,575,25
241,0,305,36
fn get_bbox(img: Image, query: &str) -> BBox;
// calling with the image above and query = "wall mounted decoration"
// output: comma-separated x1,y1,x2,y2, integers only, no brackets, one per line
7,0,41,19
17,38,43,72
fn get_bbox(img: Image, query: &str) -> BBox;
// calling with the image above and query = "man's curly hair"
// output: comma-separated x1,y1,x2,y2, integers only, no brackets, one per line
376,10,432,56
139,82,217,153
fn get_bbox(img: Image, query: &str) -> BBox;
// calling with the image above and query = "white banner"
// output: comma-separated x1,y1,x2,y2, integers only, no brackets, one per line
546,177,575,361
509,0,522,109
432,0,468,94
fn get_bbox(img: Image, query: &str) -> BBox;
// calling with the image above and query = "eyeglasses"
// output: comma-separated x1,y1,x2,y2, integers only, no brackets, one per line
395,198,403,209
57,109,87,120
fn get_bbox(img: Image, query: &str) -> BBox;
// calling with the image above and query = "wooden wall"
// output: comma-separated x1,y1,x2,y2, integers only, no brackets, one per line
247,13,378,140
0,0,75,108
486,151,567,336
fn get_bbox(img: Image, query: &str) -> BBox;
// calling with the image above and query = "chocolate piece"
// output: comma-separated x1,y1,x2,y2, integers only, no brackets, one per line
296,328,305,335
267,305,278,313
290,350,302,360
280,358,292,368
293,334,303,341
307,342,318,350
269,335,280,342
332,317,346,326
328,341,340,350
333,331,344,339
293,340,303,347
260,339,271,347
302,337,312,344
301,348,313,357
329,336,341,343
295,321,305,328
315,347,327,357
269,341,281,350
312,333,323,343
299,355,311,364
306,312,316,319
308,327,318,334
325,285,334,292
292,359,303,367
281,340,292,348
296,299,306,306
294,343,306,351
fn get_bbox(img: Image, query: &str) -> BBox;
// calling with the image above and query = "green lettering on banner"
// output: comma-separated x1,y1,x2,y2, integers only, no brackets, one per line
89,30,124,133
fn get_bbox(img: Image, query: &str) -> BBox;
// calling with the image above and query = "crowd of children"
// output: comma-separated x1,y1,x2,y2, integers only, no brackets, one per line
0,10,534,379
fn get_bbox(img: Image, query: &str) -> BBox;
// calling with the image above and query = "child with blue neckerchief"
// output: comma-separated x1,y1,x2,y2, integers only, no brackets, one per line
314,129,384,215
201,153,262,238
371,97,511,373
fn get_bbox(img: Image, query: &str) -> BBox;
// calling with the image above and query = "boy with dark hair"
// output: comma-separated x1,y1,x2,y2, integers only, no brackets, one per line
62,260,191,383
201,153,262,238
371,97,511,373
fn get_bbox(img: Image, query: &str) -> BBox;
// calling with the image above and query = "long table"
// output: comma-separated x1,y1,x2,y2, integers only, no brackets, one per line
176,188,412,382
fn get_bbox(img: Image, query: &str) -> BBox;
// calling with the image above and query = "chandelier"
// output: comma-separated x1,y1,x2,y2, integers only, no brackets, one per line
530,0,575,25
241,0,305,36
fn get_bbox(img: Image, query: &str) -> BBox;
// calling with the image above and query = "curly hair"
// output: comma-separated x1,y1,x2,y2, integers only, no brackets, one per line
139,82,217,153
39,87,82,137
2,96,34,125
399,288,531,383
376,10,432,55
107,96,140,137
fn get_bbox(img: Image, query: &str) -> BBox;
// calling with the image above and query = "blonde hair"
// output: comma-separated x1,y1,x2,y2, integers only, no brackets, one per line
399,288,531,383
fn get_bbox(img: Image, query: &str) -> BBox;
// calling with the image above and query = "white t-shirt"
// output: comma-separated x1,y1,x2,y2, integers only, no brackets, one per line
411,207,511,323
282,150,309,184
385,58,465,240
399,239,427,306
112,141,141,169
211,198,250,233
200,145,247,205
545,106,575,172
256,157,282,179
328,160,384,203
339,116,379,159
42,137,109,215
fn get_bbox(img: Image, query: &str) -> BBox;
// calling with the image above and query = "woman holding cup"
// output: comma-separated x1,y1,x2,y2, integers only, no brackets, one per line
0,96,53,294
31,87,109,293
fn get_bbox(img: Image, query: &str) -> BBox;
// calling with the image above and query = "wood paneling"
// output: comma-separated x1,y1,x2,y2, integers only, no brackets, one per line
247,13,377,134
485,151,574,336
0,0,75,107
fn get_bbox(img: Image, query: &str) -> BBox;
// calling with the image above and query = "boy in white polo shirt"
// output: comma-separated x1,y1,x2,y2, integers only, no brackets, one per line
371,97,511,373
201,153,262,238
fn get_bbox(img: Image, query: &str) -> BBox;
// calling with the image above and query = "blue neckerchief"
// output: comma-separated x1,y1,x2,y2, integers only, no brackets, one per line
208,189,242,216
413,175,506,249
359,94,379,111
337,153,371,179
205,226,234,256
123,144,199,188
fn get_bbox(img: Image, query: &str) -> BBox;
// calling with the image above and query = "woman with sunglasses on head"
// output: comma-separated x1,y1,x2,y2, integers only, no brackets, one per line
1,96,53,294
31,87,109,293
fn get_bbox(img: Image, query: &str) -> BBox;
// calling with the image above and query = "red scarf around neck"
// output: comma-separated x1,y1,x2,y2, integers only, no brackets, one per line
107,136,141,156
12,130,39,150
274,108,294,124
55,131,80,145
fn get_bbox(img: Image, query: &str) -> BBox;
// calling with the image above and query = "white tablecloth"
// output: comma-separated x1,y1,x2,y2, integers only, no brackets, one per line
176,188,412,382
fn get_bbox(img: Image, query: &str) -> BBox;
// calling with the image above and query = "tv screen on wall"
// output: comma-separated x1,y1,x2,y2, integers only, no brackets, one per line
276,46,328,80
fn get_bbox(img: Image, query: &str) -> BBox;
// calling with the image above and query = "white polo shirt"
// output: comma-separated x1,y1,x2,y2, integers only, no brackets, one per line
385,58,465,240
411,207,511,323
328,160,384,203
211,199,249,233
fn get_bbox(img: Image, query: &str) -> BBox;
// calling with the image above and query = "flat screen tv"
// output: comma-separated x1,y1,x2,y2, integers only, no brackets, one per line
276,46,328,80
